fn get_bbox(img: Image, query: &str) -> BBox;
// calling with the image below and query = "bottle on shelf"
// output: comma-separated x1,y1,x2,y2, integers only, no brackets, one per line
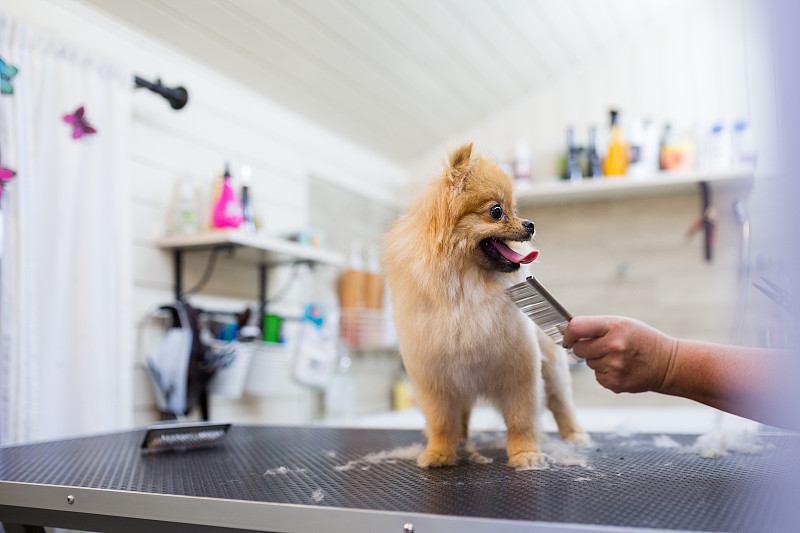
240,164,257,234
659,123,693,171
659,123,674,171
706,122,731,170
211,162,244,229
732,119,757,170
564,127,583,182
626,118,645,178
640,119,660,175
392,361,415,411
586,126,603,179
171,174,199,236
513,139,533,184
208,173,222,230
603,109,628,177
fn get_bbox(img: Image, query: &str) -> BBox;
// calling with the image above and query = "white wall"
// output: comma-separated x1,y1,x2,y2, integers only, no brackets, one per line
0,0,406,425
404,0,776,192
1,0,782,423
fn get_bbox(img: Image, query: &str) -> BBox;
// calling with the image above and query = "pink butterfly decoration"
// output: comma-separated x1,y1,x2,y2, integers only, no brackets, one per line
63,106,97,139
0,165,16,200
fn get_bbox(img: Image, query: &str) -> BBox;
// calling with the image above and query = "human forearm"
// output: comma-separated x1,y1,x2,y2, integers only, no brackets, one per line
660,339,786,425
566,315,796,428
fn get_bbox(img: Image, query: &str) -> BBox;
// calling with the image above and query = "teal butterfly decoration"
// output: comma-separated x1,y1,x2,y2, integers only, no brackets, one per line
0,57,18,95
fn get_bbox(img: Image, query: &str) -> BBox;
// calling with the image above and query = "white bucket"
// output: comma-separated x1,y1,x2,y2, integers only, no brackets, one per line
244,342,291,396
208,342,253,398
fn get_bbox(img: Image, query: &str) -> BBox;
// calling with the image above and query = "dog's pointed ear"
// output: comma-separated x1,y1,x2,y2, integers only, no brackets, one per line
447,142,473,190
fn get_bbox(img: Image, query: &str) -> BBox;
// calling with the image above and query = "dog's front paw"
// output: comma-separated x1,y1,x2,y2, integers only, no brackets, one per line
564,431,592,447
508,451,547,470
417,449,456,468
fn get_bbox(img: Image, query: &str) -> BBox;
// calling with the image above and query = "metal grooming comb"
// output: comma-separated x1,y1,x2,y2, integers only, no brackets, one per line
507,275,572,346
141,421,231,454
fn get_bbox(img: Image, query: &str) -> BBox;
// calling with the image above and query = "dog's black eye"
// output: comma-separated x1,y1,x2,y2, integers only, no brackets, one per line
490,205,503,220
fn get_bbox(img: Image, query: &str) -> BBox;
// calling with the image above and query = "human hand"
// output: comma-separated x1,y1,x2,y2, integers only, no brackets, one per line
562,316,678,394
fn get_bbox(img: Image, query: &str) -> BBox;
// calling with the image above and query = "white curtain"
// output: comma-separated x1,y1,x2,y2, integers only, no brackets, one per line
0,14,133,444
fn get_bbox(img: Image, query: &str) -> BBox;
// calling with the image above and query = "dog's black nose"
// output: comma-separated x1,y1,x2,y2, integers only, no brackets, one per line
522,220,535,235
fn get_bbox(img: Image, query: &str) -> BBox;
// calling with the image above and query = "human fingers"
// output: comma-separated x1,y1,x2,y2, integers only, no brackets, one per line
570,336,610,361
582,353,607,372
563,316,613,349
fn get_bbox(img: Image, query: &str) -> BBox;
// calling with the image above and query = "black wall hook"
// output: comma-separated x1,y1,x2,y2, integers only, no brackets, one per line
134,75,189,110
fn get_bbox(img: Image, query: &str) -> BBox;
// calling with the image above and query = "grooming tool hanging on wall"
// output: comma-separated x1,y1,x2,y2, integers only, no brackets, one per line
134,75,189,110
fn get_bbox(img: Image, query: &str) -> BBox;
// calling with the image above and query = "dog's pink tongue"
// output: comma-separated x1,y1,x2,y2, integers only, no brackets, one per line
492,240,539,264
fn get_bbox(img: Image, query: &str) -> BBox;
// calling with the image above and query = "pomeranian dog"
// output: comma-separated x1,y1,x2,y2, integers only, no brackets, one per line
382,143,589,468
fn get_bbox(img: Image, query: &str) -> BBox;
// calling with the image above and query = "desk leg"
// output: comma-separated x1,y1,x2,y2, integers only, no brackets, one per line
2,523,46,533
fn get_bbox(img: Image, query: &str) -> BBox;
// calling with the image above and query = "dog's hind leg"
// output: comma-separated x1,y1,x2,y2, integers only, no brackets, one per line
538,328,591,446
460,403,473,442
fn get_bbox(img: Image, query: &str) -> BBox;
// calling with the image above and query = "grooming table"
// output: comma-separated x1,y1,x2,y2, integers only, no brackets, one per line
0,425,795,532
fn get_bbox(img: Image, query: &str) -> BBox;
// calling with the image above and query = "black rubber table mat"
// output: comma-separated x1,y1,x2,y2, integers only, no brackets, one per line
0,425,796,531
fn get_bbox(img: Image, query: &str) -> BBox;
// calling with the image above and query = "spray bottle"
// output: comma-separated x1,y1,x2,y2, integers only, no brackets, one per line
212,162,244,229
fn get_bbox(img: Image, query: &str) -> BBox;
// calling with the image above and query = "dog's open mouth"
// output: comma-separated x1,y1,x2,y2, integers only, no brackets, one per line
482,238,539,265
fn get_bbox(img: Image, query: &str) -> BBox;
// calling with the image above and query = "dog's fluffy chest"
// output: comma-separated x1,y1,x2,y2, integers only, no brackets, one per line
409,282,534,366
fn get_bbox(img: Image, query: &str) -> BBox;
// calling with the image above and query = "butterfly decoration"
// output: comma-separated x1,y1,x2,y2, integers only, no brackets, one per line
0,56,18,95
63,106,97,139
0,160,17,201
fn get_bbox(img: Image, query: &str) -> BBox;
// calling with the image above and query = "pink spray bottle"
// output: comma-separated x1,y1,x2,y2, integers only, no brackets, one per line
212,163,244,229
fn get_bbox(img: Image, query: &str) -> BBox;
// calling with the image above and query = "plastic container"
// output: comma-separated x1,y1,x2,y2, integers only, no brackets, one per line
263,314,283,343
208,341,253,398
245,342,292,396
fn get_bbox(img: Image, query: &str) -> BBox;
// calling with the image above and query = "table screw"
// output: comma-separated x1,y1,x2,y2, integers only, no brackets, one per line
66,495,75,505
403,523,414,533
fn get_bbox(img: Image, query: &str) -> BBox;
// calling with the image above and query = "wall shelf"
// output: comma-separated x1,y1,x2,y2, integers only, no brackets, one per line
157,230,345,267
154,232,344,422
157,230,344,322
515,169,754,207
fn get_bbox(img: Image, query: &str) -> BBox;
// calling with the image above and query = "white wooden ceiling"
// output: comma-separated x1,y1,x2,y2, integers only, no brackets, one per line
78,0,687,165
